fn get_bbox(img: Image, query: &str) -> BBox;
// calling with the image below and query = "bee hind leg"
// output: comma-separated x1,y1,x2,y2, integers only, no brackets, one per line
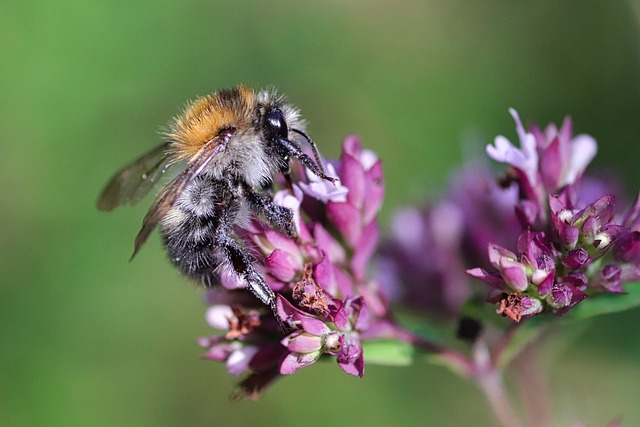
214,227,287,329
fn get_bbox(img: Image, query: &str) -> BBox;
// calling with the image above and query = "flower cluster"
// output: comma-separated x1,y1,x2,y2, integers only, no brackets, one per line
376,164,522,321
198,136,387,398
467,109,640,321
379,108,640,324
195,108,640,414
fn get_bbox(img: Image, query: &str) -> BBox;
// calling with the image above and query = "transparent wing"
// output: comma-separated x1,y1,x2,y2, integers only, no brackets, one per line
97,142,173,211
131,134,230,259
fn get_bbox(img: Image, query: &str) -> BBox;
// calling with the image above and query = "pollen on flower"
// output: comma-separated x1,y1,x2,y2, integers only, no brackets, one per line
292,263,330,316
225,306,262,340
496,293,525,322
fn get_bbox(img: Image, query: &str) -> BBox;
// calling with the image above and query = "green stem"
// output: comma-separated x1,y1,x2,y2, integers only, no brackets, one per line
364,319,474,375
369,319,524,426
513,342,553,427
472,340,523,427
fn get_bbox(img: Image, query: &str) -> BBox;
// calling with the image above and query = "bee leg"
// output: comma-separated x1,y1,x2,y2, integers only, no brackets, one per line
214,225,286,328
276,137,337,183
245,186,297,238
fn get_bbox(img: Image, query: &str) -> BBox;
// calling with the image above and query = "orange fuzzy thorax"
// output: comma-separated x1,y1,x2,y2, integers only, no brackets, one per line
166,86,256,162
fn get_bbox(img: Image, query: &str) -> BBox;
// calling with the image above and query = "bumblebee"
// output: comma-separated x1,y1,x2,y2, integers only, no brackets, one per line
97,86,335,315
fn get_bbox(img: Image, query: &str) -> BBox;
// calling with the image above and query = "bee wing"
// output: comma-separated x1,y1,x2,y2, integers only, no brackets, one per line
97,142,173,211
131,135,229,259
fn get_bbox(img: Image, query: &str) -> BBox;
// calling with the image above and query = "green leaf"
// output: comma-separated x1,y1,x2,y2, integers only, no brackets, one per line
565,282,640,320
363,339,415,367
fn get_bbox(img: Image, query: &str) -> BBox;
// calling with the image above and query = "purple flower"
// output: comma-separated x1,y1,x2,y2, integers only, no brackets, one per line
469,189,635,319
278,295,367,377
487,244,528,292
592,264,623,293
197,295,288,399
465,110,640,320
299,163,349,203
383,109,640,324
613,230,640,264
488,109,598,227
378,203,470,319
530,114,597,189
487,109,539,191
199,136,387,398
377,160,524,321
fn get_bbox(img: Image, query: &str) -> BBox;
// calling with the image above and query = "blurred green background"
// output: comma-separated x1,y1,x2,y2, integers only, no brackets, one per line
3,1,640,426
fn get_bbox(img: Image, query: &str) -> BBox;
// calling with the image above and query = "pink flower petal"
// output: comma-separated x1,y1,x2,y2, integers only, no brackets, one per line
564,134,597,186
333,302,350,331
363,159,384,225
327,201,362,247
299,163,348,203
276,296,331,335
281,331,323,353
340,151,366,209
205,305,233,329
336,339,364,377
313,223,346,264
265,249,299,282
280,351,320,375
488,244,518,269
299,316,331,336
540,137,562,190
342,135,362,157
314,253,337,293
487,109,539,186
227,346,259,376
200,340,233,361
501,266,528,292
351,221,379,282
467,267,506,289
359,149,378,172
258,228,301,258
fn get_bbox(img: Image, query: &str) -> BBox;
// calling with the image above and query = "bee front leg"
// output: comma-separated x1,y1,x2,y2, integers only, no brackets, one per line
245,186,297,239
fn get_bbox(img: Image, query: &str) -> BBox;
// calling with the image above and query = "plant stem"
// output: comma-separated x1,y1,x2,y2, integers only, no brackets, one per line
473,340,523,427
475,370,522,427
363,319,474,375
513,342,552,427
369,319,524,426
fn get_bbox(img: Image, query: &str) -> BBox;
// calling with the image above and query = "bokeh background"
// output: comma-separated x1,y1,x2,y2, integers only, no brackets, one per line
3,1,640,426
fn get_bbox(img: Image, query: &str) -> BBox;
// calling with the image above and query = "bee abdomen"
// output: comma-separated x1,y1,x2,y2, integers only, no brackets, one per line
160,175,230,287
162,215,222,287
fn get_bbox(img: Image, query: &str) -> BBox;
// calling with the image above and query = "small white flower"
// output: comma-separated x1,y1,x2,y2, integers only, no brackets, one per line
486,108,539,187
205,304,234,329
274,185,304,236
562,134,597,186
299,163,348,203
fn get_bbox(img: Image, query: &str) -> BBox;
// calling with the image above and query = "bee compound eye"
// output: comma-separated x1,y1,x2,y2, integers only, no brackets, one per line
265,108,288,139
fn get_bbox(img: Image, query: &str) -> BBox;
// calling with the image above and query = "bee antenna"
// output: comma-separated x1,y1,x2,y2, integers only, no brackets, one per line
290,128,326,174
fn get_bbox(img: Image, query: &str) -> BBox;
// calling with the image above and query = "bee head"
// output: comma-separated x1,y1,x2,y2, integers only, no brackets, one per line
260,98,335,184
263,107,289,141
